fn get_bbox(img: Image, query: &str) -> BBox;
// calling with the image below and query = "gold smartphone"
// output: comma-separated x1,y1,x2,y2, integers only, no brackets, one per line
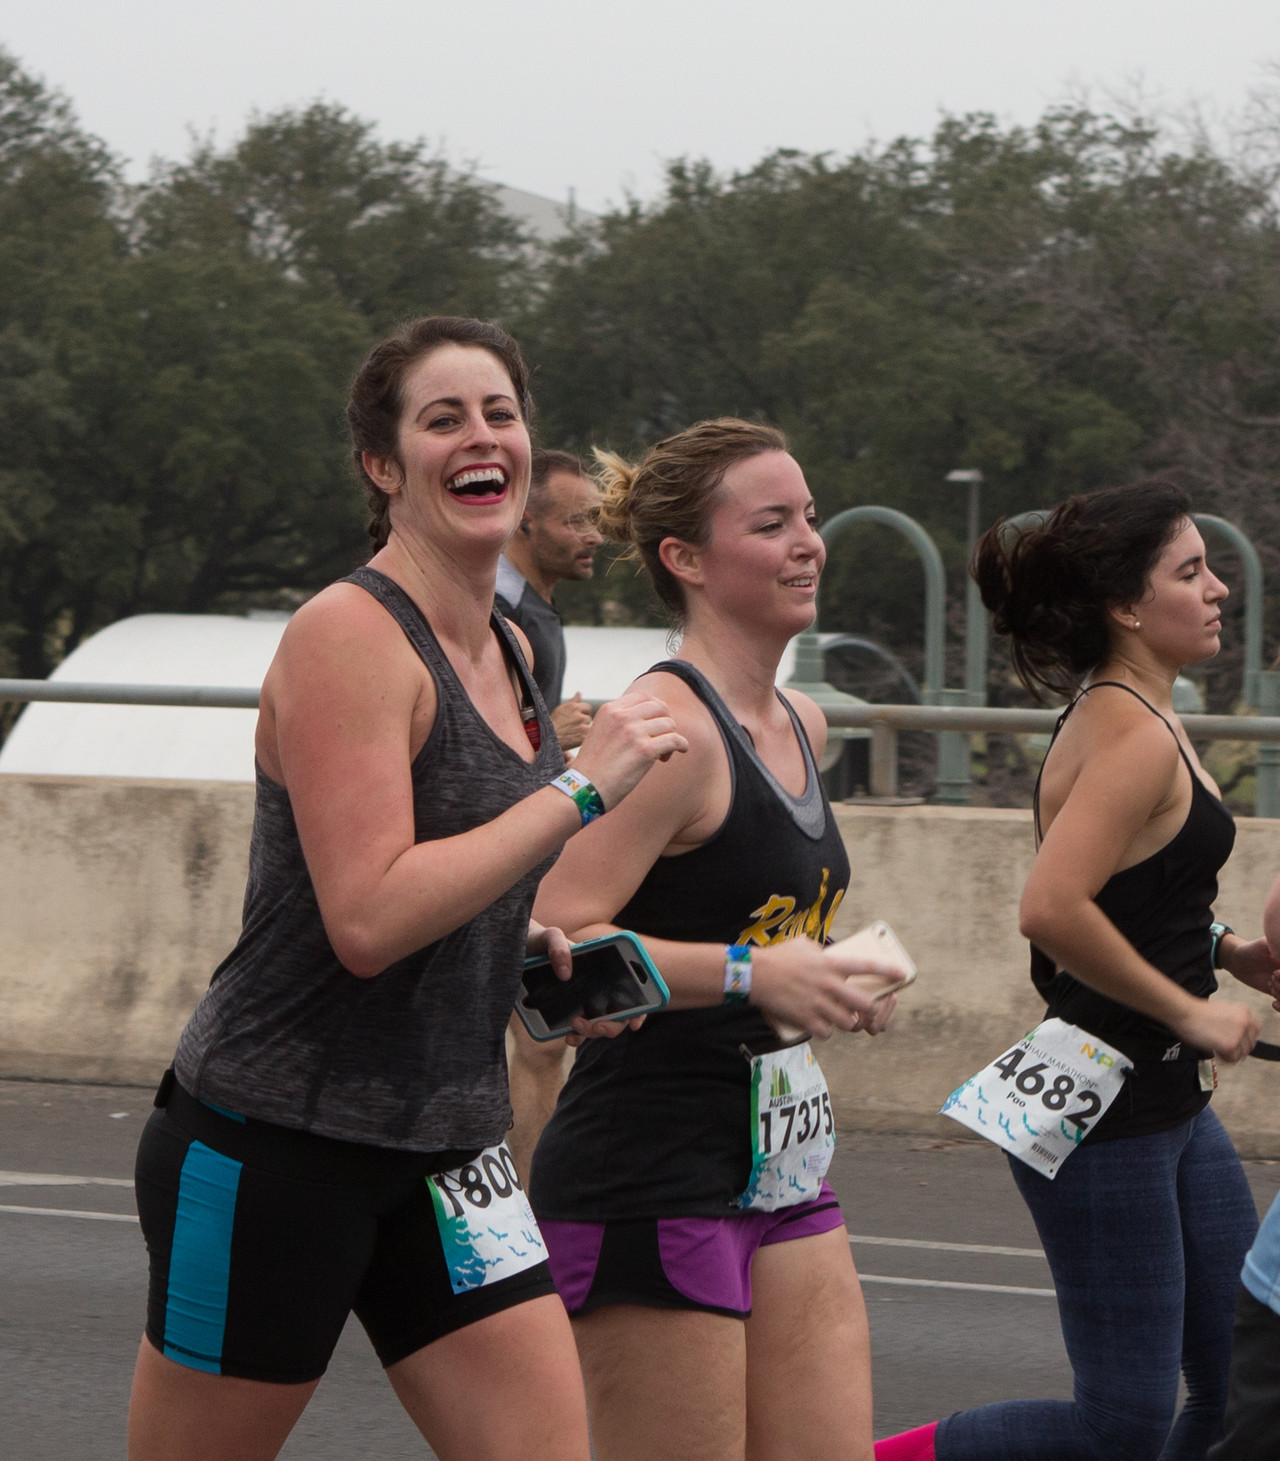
834,920,917,1001
768,920,916,1042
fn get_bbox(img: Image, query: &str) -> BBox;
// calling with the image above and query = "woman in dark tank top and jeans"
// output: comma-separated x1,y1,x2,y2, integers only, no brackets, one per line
876,483,1278,1461
125,317,686,1461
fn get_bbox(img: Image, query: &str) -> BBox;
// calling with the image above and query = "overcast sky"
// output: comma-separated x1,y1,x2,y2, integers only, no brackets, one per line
7,1,1280,212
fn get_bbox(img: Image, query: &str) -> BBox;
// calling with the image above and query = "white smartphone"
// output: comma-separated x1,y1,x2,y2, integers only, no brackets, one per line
769,920,916,1043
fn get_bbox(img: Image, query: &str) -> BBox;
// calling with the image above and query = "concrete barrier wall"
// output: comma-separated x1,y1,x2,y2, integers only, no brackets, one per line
3,777,1280,1152
0,775,254,1085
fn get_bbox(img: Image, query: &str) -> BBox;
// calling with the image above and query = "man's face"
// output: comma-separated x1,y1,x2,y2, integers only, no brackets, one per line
524,471,604,584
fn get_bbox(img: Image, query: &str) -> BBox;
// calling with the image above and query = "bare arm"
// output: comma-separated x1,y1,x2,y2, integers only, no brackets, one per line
265,590,685,977
1021,700,1258,1061
1250,871,1280,1008
1265,873,1280,957
1217,931,1280,1000
534,674,899,1039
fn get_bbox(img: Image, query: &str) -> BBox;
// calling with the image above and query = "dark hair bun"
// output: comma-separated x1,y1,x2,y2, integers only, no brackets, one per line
971,482,1192,700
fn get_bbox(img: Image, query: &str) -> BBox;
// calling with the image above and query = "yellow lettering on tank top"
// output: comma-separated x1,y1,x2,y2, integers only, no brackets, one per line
734,871,844,948
735,895,797,946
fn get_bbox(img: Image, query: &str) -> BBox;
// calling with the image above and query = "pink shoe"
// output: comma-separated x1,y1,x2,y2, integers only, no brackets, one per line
874,1421,939,1461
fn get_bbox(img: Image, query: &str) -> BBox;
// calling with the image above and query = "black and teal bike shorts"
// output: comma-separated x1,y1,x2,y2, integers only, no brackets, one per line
135,1075,556,1384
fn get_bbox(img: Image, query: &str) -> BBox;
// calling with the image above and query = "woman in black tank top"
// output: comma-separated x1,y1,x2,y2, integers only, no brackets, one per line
127,319,686,1461
878,484,1277,1461
528,420,906,1461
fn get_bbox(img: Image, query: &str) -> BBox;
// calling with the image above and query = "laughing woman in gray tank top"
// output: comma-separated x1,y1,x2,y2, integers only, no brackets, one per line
126,317,687,1461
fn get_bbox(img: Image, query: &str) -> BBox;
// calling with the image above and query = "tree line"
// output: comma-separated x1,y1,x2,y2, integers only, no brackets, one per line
4,45,1280,714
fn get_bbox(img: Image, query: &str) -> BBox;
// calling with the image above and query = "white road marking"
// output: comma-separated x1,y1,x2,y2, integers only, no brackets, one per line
0,1204,137,1222
860,1274,1056,1297
0,1170,133,1188
849,1233,1044,1259
0,1196,1057,1295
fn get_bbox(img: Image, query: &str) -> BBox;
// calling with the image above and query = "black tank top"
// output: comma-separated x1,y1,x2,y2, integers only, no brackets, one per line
174,566,563,1151
1030,681,1234,1142
529,660,851,1220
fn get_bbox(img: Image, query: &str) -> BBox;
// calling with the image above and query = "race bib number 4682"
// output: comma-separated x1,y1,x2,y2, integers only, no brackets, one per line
940,1019,1132,1179
428,1143,547,1294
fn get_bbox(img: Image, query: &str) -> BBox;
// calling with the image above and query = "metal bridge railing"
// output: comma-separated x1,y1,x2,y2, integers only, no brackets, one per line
2,682,1279,815
0,680,260,710
818,702,1280,811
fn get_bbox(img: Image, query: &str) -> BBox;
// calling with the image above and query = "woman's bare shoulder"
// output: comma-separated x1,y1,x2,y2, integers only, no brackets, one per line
1064,684,1181,760
1042,684,1181,820
631,668,721,752
263,581,427,717
273,582,406,664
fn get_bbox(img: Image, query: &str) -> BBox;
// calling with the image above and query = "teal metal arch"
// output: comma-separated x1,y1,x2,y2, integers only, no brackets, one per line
818,506,947,699
1194,514,1263,708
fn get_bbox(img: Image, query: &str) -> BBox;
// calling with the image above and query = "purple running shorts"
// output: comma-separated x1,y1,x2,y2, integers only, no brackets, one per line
539,1183,845,1319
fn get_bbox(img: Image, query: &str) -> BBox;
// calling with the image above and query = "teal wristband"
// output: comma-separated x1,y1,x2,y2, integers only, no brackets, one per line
550,768,606,826
1209,922,1234,970
724,944,752,1002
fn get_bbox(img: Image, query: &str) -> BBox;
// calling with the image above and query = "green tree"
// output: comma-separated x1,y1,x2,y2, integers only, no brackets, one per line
524,109,1280,715
0,59,534,678
0,48,124,675
137,103,529,330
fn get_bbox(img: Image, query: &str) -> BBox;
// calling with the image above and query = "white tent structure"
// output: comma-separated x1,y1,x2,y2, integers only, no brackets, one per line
0,614,806,783
0,614,289,782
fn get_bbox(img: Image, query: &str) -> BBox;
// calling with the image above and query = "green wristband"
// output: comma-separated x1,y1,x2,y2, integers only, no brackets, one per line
550,768,606,826
1209,922,1234,971
724,944,753,1002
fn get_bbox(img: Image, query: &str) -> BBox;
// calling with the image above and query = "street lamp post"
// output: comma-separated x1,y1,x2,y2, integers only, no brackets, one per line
940,469,986,805
945,469,987,708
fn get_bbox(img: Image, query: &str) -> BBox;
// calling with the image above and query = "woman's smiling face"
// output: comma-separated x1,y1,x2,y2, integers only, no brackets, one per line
367,342,532,554
676,450,825,637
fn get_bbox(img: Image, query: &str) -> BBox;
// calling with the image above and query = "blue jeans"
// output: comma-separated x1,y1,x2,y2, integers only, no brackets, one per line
937,1107,1257,1461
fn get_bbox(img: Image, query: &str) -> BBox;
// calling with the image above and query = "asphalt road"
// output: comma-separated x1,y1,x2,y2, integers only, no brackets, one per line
2,1078,1278,1458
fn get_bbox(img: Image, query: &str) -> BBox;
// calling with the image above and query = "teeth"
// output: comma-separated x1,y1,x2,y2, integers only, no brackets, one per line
450,468,506,490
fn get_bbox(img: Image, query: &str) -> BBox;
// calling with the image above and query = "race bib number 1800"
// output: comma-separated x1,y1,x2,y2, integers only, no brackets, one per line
428,1142,548,1294
737,1042,835,1212
940,1019,1132,1179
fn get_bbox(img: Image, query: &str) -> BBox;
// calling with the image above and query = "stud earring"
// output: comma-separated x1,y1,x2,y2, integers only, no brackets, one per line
1133,620,1141,630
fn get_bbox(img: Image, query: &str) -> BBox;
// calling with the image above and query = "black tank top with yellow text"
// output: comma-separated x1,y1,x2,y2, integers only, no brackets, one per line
530,660,851,1220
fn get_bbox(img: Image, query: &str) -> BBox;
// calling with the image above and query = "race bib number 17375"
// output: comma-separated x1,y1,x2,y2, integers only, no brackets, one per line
737,1042,835,1211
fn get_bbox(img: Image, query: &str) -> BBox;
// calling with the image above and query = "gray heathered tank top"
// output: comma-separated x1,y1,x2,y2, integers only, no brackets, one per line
172,567,563,1151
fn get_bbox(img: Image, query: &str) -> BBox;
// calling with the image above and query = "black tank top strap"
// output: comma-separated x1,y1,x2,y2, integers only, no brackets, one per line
1032,680,1191,841
644,658,825,838
1077,681,1186,750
